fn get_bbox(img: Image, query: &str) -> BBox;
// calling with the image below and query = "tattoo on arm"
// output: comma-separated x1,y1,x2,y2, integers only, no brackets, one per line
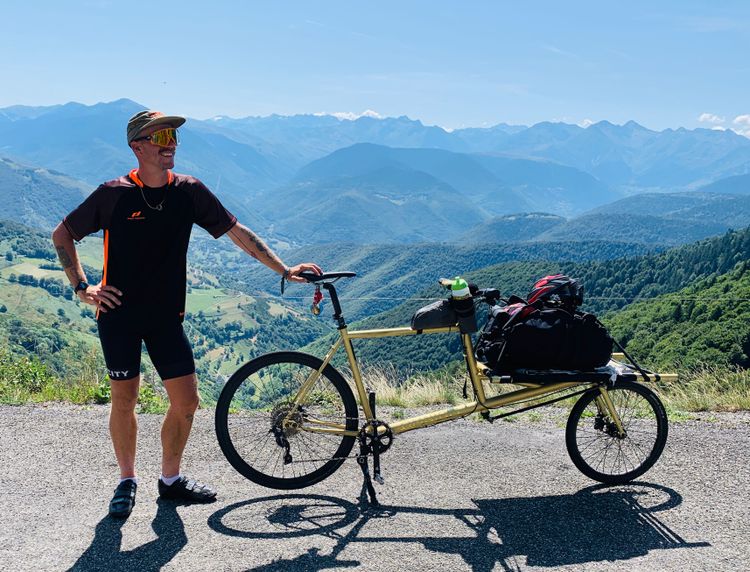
56,246,74,270
241,226,271,257
232,225,281,265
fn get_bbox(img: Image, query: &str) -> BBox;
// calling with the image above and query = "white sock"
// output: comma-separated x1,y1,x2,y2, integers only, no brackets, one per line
160,474,181,486
119,476,139,485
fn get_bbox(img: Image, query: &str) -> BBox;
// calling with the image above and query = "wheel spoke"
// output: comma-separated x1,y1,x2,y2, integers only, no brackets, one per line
567,382,667,484
216,353,358,488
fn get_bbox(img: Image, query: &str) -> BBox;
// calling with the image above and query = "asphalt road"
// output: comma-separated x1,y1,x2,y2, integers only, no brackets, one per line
1,403,748,572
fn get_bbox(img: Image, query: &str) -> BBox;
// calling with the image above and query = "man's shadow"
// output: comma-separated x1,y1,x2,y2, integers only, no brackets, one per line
68,498,187,572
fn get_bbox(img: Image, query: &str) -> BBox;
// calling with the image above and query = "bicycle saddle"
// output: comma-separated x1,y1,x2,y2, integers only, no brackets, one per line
298,271,357,282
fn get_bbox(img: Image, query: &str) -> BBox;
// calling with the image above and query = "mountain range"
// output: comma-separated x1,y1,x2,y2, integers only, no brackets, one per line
2,99,750,245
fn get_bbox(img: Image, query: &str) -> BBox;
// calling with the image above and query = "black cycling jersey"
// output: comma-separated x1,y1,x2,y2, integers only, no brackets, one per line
63,170,236,324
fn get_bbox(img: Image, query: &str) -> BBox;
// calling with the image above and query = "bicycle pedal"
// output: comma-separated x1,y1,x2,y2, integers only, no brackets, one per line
481,411,494,423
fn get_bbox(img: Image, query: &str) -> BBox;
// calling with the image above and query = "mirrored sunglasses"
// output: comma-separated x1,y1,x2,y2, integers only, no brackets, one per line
135,127,179,147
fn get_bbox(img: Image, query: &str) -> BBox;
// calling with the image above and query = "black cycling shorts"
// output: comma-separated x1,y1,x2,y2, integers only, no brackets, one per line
97,318,195,381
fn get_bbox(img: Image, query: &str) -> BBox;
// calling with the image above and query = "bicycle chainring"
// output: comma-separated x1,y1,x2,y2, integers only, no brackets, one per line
359,420,394,454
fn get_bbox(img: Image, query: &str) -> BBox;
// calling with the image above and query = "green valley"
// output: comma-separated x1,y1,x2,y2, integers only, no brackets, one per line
0,220,330,404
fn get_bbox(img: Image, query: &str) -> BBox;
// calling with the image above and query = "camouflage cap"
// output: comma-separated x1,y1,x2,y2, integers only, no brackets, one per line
126,110,186,144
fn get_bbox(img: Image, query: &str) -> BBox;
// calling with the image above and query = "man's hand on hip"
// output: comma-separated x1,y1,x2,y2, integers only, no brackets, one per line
79,283,123,313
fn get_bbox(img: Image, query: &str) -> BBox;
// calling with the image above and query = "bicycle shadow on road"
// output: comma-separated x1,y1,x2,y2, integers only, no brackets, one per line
67,498,187,572
208,482,709,571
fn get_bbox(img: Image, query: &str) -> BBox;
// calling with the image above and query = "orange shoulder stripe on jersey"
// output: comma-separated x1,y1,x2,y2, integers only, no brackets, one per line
97,228,110,321
102,229,109,286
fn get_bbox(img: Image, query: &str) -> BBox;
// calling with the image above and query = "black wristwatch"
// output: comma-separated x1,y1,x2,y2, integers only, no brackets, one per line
74,280,89,294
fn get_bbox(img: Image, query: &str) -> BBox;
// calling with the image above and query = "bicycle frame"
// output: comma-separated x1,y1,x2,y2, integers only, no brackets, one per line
292,323,625,438
216,276,668,496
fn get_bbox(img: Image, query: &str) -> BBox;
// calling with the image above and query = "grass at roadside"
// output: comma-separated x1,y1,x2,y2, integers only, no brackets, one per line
0,346,169,413
354,363,460,408
2,347,748,416
358,362,750,416
657,365,750,412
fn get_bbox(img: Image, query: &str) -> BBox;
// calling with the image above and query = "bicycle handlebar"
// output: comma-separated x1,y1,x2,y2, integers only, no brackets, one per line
438,279,501,304
296,271,501,308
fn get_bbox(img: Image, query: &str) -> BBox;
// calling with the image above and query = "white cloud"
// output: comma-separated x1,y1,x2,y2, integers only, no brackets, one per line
315,110,383,121
579,119,594,128
698,113,725,125
732,114,750,137
542,44,579,59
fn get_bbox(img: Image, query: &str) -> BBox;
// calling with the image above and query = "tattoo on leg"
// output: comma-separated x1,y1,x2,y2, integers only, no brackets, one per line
56,246,74,269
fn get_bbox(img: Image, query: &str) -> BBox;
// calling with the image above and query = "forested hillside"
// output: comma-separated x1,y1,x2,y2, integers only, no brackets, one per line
0,157,88,230
210,240,659,322
311,228,750,372
606,263,750,369
459,214,567,243
534,213,730,246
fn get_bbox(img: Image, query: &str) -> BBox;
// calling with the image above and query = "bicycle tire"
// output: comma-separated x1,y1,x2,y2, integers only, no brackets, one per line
566,380,668,484
215,351,358,490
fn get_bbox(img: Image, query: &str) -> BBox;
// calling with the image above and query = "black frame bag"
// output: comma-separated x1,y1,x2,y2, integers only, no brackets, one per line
411,299,457,330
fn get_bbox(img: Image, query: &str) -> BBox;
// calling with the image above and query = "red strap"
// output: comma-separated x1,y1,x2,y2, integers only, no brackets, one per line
313,287,324,304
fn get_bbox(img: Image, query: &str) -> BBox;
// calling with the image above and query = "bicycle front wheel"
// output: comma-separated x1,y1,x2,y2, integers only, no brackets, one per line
566,380,668,484
215,351,359,490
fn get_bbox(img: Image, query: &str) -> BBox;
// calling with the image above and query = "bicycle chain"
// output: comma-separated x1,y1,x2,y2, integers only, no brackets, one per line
280,419,394,464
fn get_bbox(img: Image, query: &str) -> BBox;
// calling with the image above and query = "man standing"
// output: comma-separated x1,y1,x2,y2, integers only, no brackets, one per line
52,110,321,518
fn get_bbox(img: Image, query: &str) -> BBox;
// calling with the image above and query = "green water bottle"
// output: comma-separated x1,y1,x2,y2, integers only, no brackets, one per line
450,276,477,333
451,276,471,299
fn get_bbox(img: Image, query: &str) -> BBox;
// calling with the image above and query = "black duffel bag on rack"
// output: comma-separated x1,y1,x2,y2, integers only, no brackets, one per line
475,275,613,373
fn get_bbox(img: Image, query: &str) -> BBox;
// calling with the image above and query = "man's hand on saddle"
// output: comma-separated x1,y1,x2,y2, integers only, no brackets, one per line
286,263,323,283
78,282,123,313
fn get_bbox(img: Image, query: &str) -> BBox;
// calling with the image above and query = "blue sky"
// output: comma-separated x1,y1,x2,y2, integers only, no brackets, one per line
3,0,749,133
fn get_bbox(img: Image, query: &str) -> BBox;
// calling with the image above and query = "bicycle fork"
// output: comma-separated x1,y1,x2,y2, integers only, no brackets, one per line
595,387,626,438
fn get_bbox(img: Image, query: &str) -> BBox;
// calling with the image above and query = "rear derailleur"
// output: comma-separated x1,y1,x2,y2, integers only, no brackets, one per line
270,403,304,465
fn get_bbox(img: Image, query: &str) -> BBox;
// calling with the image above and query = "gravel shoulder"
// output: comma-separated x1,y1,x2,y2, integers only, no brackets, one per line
1,403,749,572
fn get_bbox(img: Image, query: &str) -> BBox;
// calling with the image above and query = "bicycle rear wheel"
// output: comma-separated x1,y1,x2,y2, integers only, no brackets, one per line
566,381,668,484
215,351,358,490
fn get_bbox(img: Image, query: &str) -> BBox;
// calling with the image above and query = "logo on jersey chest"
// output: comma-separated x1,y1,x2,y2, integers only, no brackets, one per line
127,211,146,221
